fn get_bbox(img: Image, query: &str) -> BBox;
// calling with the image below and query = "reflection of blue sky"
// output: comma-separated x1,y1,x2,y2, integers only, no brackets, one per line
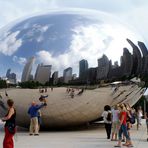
0,10,144,80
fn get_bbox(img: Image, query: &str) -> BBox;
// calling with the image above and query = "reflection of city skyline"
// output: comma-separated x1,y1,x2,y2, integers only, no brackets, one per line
1,38,148,85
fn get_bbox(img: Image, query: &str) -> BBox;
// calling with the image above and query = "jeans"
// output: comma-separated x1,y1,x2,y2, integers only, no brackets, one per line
118,124,130,140
105,123,112,139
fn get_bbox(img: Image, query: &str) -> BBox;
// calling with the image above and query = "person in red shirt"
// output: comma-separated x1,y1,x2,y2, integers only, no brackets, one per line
114,104,133,147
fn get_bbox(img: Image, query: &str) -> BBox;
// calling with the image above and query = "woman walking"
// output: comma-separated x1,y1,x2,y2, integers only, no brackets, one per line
2,99,16,148
114,104,133,147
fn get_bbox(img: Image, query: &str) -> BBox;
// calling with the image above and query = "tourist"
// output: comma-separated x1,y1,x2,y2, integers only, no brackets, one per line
114,104,133,147
2,99,16,148
102,105,112,139
39,95,48,102
144,111,148,141
136,106,143,130
28,100,47,135
111,105,120,141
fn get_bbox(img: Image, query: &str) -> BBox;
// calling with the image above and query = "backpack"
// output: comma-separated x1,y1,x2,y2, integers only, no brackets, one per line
107,112,112,121
129,113,135,124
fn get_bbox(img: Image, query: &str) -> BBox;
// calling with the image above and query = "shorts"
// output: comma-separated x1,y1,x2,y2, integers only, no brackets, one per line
112,121,119,134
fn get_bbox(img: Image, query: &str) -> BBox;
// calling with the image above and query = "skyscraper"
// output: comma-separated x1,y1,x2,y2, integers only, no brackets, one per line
52,71,58,85
21,57,35,82
138,41,148,75
79,59,88,78
120,48,133,77
127,39,142,76
97,54,110,80
35,64,52,84
63,67,72,83
6,68,17,84
6,69,11,78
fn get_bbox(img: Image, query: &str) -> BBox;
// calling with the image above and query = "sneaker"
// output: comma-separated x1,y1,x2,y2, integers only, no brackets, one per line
34,134,39,136
29,134,33,136
114,145,121,147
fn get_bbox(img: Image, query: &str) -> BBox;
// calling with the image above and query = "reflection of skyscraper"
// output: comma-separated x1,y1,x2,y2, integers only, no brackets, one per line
6,68,17,84
35,64,52,84
138,41,148,75
121,48,133,77
97,54,109,80
6,69,11,78
21,57,35,82
63,67,72,83
52,71,58,85
79,59,88,78
86,68,97,84
127,39,142,76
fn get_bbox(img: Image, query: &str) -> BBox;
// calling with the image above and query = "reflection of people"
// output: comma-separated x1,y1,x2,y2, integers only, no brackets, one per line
2,99,16,148
70,89,75,98
28,100,47,136
39,95,48,102
77,88,84,95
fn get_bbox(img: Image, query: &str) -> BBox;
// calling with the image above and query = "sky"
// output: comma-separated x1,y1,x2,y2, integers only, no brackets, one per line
0,0,148,44
0,0,148,81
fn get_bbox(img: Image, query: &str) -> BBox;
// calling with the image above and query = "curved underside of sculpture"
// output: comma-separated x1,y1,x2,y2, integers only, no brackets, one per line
0,83,145,128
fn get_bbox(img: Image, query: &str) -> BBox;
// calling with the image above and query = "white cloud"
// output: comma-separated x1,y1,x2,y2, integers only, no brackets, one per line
0,31,22,56
13,56,27,65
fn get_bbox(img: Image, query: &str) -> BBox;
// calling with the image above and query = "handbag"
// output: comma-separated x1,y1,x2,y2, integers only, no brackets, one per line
7,123,16,134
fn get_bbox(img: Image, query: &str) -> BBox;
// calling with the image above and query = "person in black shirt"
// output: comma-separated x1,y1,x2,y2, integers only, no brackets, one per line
2,99,16,148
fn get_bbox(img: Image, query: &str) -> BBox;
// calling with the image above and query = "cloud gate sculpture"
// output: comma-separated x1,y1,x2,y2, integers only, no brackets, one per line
0,9,147,128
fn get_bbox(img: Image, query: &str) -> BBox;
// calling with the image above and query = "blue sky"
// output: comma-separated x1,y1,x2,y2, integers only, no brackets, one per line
0,0,148,44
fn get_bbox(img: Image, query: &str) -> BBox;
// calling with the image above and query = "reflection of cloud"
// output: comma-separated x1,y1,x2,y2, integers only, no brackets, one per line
0,31,22,56
25,24,51,42
36,23,142,76
13,56,27,65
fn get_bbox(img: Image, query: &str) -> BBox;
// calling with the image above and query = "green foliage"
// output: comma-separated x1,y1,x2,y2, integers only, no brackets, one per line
18,81,42,89
0,80,7,88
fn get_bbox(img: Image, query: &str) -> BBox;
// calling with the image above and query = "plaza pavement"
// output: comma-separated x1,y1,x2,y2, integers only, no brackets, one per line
0,120,148,148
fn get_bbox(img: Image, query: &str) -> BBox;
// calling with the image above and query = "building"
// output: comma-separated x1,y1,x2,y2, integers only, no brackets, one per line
35,64,52,84
97,54,110,80
138,41,148,75
127,39,142,76
120,48,133,77
86,68,97,84
72,74,77,80
79,59,88,79
21,57,35,82
52,71,58,85
6,69,17,84
63,67,72,83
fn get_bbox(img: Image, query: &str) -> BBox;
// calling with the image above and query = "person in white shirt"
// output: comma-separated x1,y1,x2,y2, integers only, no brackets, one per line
102,105,112,139
111,105,120,141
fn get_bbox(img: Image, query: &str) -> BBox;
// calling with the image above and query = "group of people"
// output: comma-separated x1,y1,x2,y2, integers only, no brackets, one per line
102,103,148,147
1,96,148,148
66,87,85,98
1,95,47,148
